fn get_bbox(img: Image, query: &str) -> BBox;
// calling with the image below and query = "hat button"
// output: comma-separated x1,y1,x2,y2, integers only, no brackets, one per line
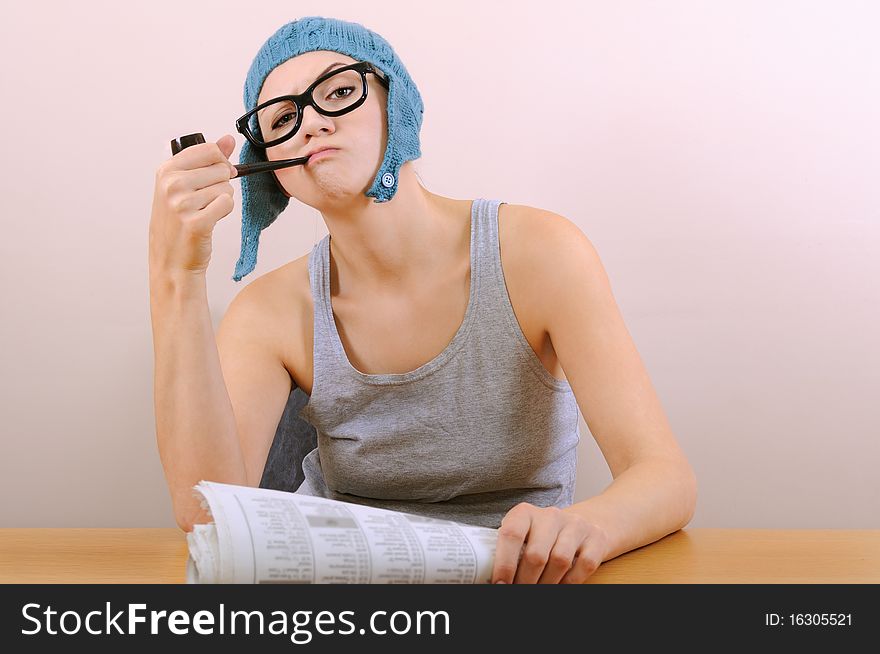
381,172,395,188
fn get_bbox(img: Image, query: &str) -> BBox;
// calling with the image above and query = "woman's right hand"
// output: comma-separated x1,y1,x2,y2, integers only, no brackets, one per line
149,134,238,279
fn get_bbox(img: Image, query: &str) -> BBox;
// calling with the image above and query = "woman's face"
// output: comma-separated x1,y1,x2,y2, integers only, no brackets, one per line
256,51,388,207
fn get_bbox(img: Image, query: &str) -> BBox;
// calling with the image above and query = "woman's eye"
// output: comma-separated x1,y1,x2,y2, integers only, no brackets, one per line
327,86,354,101
272,113,295,130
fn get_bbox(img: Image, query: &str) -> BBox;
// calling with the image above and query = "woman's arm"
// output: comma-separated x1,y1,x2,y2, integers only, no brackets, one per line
492,209,697,584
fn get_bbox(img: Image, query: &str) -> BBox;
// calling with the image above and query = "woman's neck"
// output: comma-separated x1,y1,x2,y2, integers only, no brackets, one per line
320,172,472,297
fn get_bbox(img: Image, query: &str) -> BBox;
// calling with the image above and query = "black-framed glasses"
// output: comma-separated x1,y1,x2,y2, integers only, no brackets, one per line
236,61,390,149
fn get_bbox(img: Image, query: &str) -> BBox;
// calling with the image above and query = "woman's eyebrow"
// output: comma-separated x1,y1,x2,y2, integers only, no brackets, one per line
264,62,350,103
318,61,348,78
292,62,348,93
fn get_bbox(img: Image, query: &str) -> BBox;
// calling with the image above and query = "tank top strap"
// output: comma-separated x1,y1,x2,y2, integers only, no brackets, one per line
472,198,574,391
304,235,346,414
470,198,507,313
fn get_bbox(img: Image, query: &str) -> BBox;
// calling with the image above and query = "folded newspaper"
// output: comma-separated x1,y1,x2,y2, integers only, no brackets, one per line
185,481,500,584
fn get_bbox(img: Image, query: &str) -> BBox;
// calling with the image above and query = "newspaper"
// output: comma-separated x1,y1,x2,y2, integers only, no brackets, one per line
185,481,500,584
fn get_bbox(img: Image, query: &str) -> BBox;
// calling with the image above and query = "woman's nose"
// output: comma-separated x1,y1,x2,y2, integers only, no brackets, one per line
299,104,336,137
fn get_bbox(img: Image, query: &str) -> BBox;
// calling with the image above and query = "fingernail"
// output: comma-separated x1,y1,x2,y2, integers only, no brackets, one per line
495,580,506,584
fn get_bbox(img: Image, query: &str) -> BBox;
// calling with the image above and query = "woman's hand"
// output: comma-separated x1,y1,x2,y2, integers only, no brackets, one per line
149,135,237,280
491,503,610,584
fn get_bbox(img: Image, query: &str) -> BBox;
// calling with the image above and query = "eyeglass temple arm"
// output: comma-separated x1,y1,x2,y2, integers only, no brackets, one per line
370,65,390,88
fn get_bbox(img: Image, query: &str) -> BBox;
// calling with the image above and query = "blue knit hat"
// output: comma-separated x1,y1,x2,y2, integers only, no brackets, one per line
232,16,425,282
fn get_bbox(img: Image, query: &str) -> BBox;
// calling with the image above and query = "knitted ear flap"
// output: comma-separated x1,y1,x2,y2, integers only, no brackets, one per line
230,16,425,283
272,171,292,198
232,138,291,282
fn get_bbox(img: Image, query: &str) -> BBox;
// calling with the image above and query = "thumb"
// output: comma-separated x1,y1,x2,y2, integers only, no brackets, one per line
216,134,236,160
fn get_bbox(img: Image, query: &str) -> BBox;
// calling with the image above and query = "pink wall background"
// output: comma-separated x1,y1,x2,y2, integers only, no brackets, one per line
1,0,877,527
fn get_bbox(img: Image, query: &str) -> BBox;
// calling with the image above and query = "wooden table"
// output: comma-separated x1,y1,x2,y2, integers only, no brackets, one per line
1,529,877,583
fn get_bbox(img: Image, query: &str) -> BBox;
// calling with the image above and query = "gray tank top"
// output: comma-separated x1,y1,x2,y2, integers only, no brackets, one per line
295,198,580,528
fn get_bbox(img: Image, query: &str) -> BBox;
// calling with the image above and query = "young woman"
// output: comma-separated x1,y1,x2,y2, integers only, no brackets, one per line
149,16,697,584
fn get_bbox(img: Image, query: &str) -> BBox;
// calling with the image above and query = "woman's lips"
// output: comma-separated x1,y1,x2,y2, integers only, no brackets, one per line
308,148,339,164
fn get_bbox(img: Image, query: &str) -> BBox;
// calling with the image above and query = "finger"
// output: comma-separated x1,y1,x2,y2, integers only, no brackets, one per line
173,180,234,214
187,161,235,190
559,537,604,584
167,162,234,196
536,522,586,584
492,509,531,584
216,134,236,159
512,512,561,584
192,193,235,230
170,141,233,172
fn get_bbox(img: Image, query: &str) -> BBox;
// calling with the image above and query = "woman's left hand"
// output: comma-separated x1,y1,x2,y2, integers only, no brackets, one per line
491,503,610,584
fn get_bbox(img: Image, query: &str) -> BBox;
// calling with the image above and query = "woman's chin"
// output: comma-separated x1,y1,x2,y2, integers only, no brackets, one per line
303,177,369,205
314,175,352,196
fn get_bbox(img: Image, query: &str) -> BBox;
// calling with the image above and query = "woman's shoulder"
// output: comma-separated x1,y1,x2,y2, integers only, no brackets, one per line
248,253,313,321
229,254,312,350
498,202,592,265
232,254,313,391
499,201,586,238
